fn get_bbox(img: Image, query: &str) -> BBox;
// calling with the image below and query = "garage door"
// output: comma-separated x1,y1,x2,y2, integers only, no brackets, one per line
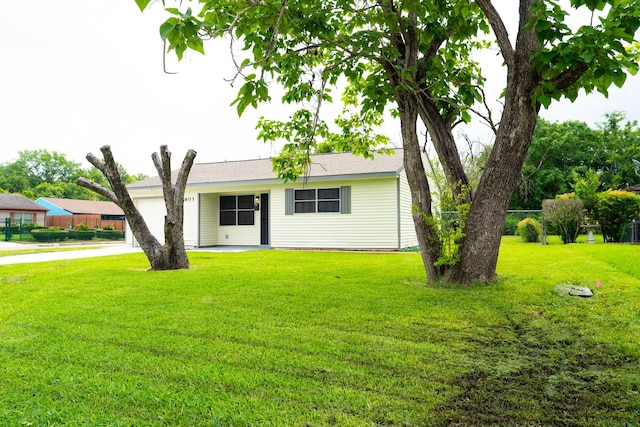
132,197,166,247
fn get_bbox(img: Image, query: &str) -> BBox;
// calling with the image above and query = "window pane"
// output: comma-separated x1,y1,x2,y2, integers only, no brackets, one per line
318,201,340,212
238,210,255,225
295,201,316,213
220,211,236,226
318,188,339,200
238,195,254,210
295,189,315,200
220,196,236,210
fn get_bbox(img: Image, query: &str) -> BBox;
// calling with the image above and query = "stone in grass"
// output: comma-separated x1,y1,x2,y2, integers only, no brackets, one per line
554,283,594,298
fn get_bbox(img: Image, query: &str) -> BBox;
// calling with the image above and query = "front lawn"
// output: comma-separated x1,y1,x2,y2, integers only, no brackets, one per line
0,238,638,425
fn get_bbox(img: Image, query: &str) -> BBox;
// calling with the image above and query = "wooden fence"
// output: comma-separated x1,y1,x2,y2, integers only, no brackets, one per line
46,214,126,231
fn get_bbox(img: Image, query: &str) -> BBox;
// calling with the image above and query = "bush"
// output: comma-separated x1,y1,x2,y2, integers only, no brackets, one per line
31,228,69,242
503,215,519,235
516,218,541,242
96,229,125,240
593,190,640,242
68,230,96,240
75,223,91,231
542,198,583,244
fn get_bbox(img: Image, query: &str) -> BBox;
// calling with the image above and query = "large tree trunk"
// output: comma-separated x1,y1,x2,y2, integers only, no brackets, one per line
78,145,196,270
444,0,540,284
398,94,444,283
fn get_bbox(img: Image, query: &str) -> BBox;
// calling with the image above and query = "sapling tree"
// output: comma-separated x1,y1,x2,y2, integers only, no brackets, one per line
78,145,196,270
135,0,639,284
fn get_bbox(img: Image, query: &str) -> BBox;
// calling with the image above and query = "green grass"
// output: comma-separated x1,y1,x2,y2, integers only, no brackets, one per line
0,237,638,426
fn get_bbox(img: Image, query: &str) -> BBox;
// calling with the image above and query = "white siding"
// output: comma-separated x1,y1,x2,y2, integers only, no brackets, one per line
270,178,399,250
398,170,418,248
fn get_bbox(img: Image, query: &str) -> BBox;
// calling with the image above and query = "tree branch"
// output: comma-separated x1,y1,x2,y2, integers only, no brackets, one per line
77,177,119,206
475,0,514,66
545,60,589,92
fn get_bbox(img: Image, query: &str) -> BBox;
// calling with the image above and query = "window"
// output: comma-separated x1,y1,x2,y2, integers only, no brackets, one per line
293,188,340,213
220,195,255,226
13,212,33,223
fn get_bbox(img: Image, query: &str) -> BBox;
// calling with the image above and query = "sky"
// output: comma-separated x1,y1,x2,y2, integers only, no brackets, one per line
1,1,639,177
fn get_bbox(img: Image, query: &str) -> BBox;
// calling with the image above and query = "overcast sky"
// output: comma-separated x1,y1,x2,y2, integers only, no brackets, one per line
1,1,638,176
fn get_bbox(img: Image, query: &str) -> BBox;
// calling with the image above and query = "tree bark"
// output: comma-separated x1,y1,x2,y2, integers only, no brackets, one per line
78,145,196,271
398,94,444,283
417,94,472,204
444,0,541,284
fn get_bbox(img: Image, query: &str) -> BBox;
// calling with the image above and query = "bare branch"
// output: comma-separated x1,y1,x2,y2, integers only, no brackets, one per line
77,177,119,205
468,85,500,134
174,149,198,207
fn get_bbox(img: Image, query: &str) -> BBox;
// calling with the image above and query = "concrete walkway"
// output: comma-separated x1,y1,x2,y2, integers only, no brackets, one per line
0,242,141,265
0,241,258,265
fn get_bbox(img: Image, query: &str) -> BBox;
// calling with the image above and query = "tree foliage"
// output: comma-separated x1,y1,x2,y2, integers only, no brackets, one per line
593,189,640,242
542,197,584,244
137,0,640,284
513,112,640,209
0,149,147,200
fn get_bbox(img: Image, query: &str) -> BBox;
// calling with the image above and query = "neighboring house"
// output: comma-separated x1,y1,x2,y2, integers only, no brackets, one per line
126,149,419,251
626,183,640,194
0,193,48,225
35,197,126,230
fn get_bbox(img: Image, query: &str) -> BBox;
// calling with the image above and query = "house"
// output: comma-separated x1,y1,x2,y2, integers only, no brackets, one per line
0,193,48,226
34,197,126,230
126,149,419,251
626,183,640,194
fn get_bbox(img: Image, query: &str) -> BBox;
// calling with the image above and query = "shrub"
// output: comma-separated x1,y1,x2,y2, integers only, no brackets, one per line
75,223,91,231
503,215,519,235
96,229,125,240
68,230,96,240
542,198,583,244
31,228,69,242
593,190,640,242
516,218,541,242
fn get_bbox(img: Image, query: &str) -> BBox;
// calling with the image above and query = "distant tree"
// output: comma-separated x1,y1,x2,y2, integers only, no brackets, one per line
78,145,196,271
595,112,640,189
0,149,147,201
8,149,83,189
513,118,601,209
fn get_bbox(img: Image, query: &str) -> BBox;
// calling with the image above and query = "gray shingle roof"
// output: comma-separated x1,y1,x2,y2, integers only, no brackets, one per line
128,149,405,189
40,197,124,215
0,193,49,211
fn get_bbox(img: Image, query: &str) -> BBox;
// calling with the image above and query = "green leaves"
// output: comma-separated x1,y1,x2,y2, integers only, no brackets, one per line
134,0,151,12
530,0,640,108
231,78,270,117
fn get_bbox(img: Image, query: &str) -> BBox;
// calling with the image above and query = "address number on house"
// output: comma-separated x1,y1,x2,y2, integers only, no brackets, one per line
184,196,196,202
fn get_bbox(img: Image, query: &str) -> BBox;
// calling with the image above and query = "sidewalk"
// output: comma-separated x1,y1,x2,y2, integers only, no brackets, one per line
0,242,141,265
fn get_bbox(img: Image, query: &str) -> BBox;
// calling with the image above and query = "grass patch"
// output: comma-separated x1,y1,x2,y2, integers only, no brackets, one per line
0,238,638,425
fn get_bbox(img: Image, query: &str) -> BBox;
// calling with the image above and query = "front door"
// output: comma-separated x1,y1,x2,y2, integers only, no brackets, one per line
260,193,269,245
